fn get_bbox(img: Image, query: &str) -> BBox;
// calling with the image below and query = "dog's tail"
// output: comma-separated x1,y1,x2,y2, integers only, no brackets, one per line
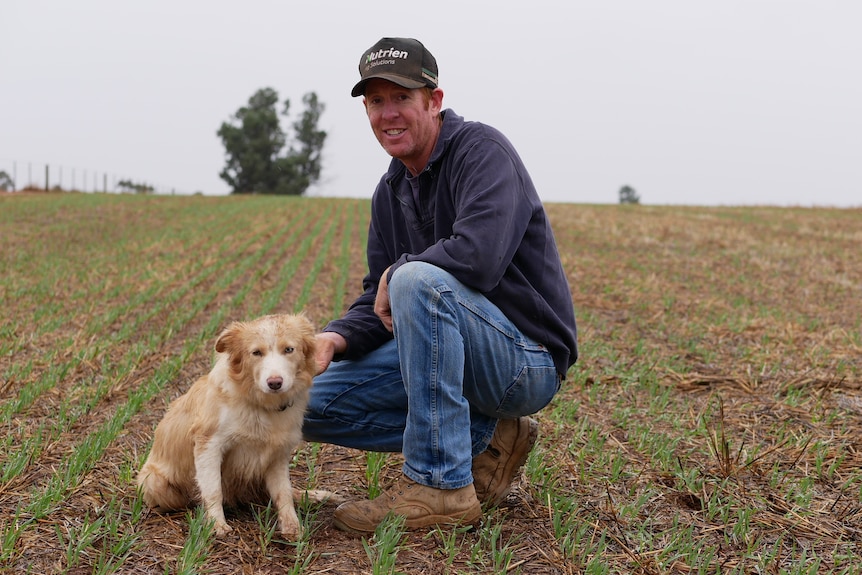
292,487,346,506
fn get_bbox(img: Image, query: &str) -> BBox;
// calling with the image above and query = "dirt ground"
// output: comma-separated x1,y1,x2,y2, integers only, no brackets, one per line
1,194,861,573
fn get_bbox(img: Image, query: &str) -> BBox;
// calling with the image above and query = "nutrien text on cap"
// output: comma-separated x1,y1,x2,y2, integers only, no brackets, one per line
351,37,438,97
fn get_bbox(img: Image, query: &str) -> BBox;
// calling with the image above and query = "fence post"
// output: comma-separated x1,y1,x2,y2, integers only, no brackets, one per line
45,165,49,191
103,173,107,193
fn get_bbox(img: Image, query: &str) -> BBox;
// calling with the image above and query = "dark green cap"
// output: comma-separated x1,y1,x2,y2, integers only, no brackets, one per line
352,37,438,97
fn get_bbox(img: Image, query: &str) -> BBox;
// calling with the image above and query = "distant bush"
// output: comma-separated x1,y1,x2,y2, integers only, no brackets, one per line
117,179,155,194
619,185,640,204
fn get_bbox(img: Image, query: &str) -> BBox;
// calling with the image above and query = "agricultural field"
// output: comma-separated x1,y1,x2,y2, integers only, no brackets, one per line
1,192,861,574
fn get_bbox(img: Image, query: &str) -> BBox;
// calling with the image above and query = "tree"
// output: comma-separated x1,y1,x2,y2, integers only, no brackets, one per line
217,88,326,195
618,185,640,204
0,170,14,192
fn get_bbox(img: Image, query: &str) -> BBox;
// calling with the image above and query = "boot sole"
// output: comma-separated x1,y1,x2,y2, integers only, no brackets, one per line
333,504,483,535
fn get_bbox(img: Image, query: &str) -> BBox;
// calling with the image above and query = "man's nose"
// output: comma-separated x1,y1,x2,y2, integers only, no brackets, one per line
381,100,399,119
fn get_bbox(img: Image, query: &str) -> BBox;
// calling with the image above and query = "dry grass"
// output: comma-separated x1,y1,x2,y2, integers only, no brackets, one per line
1,193,860,574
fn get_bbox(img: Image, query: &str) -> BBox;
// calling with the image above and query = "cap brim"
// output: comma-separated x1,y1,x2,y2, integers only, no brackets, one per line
351,73,428,97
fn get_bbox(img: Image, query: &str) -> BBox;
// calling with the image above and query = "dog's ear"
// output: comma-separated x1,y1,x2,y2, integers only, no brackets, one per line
215,323,239,354
302,331,318,378
294,315,318,377
216,323,247,376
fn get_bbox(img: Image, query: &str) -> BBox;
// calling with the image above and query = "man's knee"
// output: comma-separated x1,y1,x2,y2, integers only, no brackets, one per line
389,262,449,300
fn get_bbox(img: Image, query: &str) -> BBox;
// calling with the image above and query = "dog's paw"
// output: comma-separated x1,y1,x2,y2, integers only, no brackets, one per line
213,521,233,537
279,519,303,541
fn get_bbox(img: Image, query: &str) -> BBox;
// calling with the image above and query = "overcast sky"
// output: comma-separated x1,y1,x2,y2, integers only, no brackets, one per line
2,1,860,206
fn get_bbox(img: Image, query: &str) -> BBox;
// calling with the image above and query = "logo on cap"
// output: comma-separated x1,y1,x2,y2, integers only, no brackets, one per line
365,48,410,64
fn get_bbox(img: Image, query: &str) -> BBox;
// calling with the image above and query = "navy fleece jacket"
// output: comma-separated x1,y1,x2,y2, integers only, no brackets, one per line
323,109,578,378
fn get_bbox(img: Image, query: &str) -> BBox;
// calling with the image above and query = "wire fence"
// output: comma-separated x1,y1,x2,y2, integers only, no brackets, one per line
0,158,196,195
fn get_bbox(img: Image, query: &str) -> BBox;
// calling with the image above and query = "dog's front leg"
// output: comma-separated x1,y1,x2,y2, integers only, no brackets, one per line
265,455,301,540
194,439,231,536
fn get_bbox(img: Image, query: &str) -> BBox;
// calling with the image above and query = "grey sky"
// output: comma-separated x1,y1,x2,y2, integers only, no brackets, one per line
2,1,860,206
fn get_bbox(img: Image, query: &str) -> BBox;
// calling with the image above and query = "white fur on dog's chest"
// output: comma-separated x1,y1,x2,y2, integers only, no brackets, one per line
216,407,301,451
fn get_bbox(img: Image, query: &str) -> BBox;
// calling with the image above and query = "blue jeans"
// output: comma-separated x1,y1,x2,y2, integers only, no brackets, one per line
302,262,561,490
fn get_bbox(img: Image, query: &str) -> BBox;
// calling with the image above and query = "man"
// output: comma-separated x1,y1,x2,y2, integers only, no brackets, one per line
302,37,577,533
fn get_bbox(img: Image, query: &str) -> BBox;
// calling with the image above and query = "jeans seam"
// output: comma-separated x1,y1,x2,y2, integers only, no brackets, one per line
430,287,441,486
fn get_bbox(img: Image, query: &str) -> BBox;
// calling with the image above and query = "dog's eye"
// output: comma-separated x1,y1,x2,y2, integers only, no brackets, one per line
252,350,263,357
284,347,295,354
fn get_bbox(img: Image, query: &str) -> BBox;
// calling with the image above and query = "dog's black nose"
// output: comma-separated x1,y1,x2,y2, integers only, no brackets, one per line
267,376,283,390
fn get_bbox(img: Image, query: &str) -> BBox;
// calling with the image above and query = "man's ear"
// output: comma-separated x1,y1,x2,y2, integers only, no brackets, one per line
430,88,444,114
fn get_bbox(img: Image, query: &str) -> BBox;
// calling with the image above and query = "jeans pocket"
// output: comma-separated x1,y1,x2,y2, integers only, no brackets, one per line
495,365,561,418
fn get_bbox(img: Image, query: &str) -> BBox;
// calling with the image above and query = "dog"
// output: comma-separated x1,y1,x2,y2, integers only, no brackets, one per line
137,313,334,539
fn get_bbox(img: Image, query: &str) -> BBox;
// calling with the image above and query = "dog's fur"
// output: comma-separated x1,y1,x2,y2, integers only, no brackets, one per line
137,313,325,538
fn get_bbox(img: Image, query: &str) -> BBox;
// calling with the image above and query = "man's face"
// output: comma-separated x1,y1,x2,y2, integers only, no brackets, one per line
363,79,443,175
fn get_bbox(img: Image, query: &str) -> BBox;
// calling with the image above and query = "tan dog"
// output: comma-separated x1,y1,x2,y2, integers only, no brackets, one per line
138,314,330,538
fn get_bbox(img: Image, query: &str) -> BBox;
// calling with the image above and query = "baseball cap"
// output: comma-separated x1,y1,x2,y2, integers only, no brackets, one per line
351,37,438,97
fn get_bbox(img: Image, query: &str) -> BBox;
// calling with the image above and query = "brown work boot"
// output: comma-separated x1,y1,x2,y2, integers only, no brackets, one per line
332,475,482,534
472,417,539,506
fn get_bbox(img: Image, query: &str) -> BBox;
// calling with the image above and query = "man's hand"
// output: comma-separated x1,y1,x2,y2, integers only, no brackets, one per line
313,331,347,375
375,266,393,332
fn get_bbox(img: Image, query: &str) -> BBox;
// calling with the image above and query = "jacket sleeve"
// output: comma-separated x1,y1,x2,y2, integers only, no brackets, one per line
390,136,532,293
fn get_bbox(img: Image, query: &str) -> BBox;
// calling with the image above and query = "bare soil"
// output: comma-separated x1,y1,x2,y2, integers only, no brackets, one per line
1,194,860,574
